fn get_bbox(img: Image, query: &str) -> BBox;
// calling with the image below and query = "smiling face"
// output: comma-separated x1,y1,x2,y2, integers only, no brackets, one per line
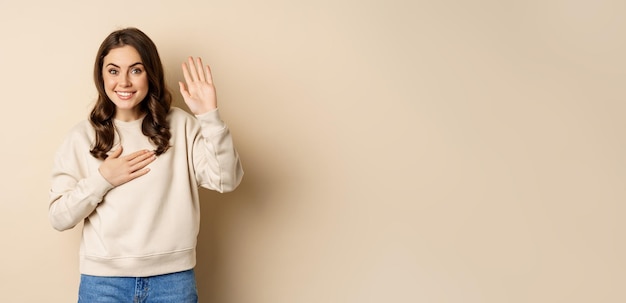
102,45,149,121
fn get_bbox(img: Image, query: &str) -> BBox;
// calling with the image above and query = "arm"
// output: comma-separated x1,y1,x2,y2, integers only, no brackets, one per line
49,171,113,231
193,109,244,192
180,57,244,192
49,140,157,231
48,141,114,231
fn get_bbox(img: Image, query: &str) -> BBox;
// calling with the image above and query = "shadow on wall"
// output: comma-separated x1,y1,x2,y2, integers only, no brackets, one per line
194,142,268,302
163,43,283,298
167,95,269,301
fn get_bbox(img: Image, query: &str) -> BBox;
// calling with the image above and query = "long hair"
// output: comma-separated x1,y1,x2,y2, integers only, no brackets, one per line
89,27,171,159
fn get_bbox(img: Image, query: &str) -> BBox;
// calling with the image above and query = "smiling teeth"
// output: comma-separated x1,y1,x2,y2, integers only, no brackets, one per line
117,92,132,97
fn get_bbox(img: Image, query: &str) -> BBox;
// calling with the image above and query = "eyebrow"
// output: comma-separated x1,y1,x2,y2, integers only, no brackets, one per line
105,62,144,68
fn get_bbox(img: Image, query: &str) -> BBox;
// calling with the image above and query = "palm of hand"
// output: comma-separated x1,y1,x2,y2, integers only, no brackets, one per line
179,57,218,115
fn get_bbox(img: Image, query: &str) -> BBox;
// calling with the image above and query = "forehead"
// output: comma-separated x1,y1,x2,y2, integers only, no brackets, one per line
103,45,142,65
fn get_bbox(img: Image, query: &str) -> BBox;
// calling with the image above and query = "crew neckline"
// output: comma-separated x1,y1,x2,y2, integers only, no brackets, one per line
114,115,145,127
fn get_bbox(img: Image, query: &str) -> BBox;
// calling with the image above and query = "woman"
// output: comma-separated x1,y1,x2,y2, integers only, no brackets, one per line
48,27,243,302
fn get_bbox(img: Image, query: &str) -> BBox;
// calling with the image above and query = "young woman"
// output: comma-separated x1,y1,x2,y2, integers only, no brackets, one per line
48,27,243,302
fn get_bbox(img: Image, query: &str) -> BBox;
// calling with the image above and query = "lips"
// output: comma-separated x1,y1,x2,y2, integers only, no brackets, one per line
116,91,135,100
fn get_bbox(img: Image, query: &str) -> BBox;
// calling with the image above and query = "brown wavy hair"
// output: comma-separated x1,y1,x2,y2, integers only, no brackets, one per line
89,27,171,159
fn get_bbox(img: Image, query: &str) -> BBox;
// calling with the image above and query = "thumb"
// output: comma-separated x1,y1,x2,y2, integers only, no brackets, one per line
109,145,123,158
179,82,189,98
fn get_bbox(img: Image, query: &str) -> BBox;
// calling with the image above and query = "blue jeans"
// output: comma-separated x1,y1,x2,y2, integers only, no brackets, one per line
78,269,198,303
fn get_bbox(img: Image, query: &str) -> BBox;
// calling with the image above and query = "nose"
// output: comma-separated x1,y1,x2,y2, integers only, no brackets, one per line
119,73,131,87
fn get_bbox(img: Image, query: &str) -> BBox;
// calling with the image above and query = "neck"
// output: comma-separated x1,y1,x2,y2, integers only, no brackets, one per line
115,109,144,122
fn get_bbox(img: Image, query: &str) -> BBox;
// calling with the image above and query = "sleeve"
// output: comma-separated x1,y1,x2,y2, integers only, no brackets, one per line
192,108,244,193
48,134,115,231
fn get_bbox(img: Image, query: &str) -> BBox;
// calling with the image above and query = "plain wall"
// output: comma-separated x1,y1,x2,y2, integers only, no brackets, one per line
1,0,625,302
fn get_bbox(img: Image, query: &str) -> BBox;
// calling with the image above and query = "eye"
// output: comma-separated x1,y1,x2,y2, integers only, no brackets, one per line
107,69,118,75
131,68,143,74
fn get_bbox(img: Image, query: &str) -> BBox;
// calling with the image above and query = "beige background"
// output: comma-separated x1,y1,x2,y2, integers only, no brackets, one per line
1,0,625,302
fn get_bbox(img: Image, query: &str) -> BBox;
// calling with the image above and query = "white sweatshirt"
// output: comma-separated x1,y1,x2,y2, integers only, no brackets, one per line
48,107,243,277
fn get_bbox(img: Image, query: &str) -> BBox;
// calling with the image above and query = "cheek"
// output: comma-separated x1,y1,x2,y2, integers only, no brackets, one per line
102,76,115,90
136,76,149,89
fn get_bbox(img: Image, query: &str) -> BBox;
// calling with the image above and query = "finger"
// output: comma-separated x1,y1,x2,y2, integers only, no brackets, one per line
188,56,199,82
129,153,156,170
204,64,214,84
124,149,152,162
178,81,189,98
124,149,150,161
128,167,151,180
196,57,206,82
182,62,193,85
127,151,155,166
109,146,123,159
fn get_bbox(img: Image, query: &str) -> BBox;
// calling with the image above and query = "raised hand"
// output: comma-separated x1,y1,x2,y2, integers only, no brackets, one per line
98,146,156,187
179,57,217,115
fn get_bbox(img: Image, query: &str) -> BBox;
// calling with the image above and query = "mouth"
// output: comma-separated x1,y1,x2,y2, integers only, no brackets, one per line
116,91,136,100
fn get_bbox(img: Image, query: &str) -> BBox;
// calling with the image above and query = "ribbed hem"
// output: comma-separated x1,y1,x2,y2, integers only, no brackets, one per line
79,248,196,277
